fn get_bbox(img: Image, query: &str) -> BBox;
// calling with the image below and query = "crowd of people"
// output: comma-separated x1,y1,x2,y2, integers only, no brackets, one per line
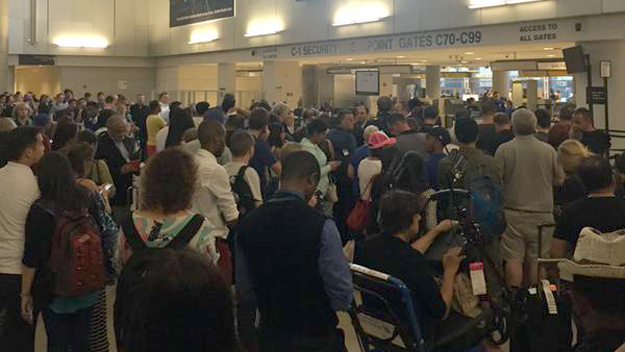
0,88,623,352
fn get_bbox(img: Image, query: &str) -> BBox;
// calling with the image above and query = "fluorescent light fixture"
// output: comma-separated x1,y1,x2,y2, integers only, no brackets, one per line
464,52,475,55
346,58,353,61
396,55,405,59
53,35,108,48
420,59,428,63
543,47,554,50
332,3,390,26
476,57,483,60
469,0,545,9
189,31,219,44
244,20,284,37
547,54,556,57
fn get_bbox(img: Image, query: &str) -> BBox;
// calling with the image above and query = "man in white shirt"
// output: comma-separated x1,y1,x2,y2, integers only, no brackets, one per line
191,119,239,280
224,131,263,209
158,92,170,124
0,127,45,351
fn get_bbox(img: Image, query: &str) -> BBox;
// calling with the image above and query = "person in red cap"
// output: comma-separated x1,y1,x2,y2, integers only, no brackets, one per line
356,131,397,202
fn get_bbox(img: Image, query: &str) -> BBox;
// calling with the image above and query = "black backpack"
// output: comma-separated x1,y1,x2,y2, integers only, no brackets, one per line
114,212,204,351
230,166,256,218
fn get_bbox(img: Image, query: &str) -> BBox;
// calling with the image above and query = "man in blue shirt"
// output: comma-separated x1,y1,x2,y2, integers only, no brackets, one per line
248,107,281,197
425,127,451,190
236,151,353,352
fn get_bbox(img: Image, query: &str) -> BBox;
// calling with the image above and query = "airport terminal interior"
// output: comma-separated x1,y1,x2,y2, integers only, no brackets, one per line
1,0,625,351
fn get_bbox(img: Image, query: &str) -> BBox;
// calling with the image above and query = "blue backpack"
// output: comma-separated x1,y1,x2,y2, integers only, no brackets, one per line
466,174,506,242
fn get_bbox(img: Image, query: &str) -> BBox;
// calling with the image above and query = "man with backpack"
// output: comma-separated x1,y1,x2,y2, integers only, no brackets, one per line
0,127,45,352
224,131,263,218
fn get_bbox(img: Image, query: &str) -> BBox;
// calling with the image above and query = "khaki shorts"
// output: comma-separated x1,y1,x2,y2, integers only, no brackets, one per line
501,209,554,262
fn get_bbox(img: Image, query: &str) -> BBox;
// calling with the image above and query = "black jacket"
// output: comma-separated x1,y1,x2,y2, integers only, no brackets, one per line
95,132,137,206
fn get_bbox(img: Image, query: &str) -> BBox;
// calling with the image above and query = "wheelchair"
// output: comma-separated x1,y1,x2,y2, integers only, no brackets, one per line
348,264,490,352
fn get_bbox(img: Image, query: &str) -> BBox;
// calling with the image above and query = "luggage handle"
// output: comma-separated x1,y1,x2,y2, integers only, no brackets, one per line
536,223,556,286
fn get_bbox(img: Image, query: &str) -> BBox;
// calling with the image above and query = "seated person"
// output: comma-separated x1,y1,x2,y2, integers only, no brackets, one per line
551,156,625,259
356,190,468,340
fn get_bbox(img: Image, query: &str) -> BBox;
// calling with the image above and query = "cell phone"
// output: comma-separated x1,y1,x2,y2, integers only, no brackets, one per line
342,149,349,157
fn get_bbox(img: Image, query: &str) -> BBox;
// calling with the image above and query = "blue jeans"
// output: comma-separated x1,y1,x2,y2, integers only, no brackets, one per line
43,306,93,352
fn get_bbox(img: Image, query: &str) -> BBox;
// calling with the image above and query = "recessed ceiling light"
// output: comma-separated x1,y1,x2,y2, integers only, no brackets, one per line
464,52,475,55
346,58,353,61
396,55,405,58
420,59,428,63
476,57,483,60
547,54,556,57
360,61,366,64
543,47,554,50
461,60,468,64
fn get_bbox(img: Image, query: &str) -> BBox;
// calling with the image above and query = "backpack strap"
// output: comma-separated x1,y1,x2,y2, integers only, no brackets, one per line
237,165,249,180
166,215,205,249
121,212,148,251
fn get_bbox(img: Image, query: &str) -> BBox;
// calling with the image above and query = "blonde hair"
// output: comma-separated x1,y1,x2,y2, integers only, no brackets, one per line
363,125,379,142
11,102,32,120
558,139,591,173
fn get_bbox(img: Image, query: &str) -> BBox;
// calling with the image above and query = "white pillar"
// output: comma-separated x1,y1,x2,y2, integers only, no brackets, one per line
0,0,10,93
262,61,302,108
425,66,441,100
573,40,625,138
301,64,318,108
492,71,510,99
217,62,236,104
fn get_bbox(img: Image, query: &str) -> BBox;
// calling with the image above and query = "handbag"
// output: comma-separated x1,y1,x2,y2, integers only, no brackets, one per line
346,180,374,231
326,175,339,204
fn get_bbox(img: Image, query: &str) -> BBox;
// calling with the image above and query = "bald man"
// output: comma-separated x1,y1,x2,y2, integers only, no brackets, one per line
96,115,139,221
191,119,239,281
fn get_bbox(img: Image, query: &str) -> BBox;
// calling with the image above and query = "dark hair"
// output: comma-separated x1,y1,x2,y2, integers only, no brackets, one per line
379,190,424,235
559,103,575,121
221,94,235,112
267,123,285,149
77,130,97,146
249,107,269,131
577,156,614,192
196,101,210,115
5,126,41,161
105,95,115,104
148,101,161,115
548,123,571,149
336,109,353,124
166,107,195,148
388,113,407,127
455,108,471,120
142,148,197,214
158,92,168,99
455,118,479,144
423,106,438,120
115,249,240,352
306,119,328,136
52,121,79,151
408,98,422,111
229,131,254,157
377,96,393,114
480,100,497,116
204,108,226,124
302,108,318,121
225,114,246,131
281,151,320,183
67,143,95,177
571,275,625,320
494,112,511,126
535,108,552,129
35,152,91,212
37,102,51,115
574,108,593,123
250,100,271,112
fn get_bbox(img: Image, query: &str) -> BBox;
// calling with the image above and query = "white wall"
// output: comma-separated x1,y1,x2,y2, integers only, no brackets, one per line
15,66,61,96
8,0,149,57
60,67,156,100
147,0,625,57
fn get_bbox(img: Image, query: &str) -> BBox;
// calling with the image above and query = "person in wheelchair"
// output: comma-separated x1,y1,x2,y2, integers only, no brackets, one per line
356,190,489,348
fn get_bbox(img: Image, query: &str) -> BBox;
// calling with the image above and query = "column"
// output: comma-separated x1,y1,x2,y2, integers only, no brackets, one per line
317,65,334,108
573,40,625,136
0,0,10,93
262,61,302,107
301,64,318,108
492,71,510,99
217,62,236,104
425,65,441,100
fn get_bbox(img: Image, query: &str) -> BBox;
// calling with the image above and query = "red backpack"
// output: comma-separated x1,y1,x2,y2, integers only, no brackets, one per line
49,209,109,298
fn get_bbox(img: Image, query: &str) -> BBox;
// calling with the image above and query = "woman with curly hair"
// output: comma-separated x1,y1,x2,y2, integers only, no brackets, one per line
114,147,219,268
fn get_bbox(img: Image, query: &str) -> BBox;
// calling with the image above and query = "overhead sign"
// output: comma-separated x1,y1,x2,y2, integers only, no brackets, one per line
170,0,235,27
18,55,55,66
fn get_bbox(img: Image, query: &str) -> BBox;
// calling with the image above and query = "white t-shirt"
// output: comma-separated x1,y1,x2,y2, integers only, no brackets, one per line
155,126,169,153
224,161,263,206
357,158,382,201
0,162,40,274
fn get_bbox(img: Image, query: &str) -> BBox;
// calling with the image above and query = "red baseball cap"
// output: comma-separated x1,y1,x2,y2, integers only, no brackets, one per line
367,131,397,150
